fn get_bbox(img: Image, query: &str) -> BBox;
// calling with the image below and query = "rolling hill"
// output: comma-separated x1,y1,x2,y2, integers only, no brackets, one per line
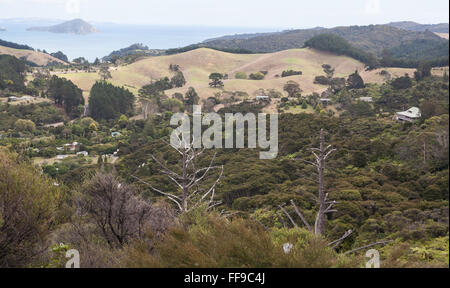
59,47,447,110
0,44,67,66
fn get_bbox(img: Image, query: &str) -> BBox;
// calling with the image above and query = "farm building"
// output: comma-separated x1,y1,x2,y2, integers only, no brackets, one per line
395,107,421,122
76,151,89,157
256,95,270,101
358,97,373,103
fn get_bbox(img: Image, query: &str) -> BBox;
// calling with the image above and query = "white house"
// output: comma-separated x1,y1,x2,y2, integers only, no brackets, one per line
57,155,70,160
64,141,80,151
76,151,89,157
111,132,122,137
256,95,270,101
396,107,421,122
358,97,373,103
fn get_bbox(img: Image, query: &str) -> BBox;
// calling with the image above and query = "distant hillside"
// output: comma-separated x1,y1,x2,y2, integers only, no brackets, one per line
0,45,67,66
388,21,449,33
27,19,97,35
0,39,34,50
0,27,6,31
202,25,445,56
103,43,165,62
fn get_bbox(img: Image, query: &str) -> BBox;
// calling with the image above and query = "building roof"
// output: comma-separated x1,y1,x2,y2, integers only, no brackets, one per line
358,97,373,102
396,107,421,119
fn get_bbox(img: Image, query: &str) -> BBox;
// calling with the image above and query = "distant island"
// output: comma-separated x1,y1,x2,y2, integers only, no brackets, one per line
0,27,6,31
27,19,97,35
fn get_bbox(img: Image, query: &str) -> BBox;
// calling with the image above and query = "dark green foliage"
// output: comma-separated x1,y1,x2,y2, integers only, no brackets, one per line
0,150,63,267
209,73,224,88
388,39,449,68
346,71,365,89
170,71,186,88
0,102,64,129
304,34,379,69
283,80,302,97
281,70,303,77
0,39,34,50
0,55,27,92
102,43,164,62
184,87,199,106
414,62,432,81
140,77,172,96
165,45,254,55
50,51,68,62
249,72,265,80
47,76,84,117
391,74,413,90
89,81,134,120
201,24,447,68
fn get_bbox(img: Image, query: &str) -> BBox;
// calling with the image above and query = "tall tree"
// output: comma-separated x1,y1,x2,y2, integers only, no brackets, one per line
99,65,112,81
209,73,224,88
346,70,365,89
283,80,302,97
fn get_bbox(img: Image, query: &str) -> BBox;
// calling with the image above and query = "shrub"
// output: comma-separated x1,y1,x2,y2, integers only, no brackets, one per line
235,72,247,79
0,150,63,267
249,72,265,80
121,212,357,268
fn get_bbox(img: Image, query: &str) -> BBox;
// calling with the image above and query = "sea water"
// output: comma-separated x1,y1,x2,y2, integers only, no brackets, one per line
0,20,277,61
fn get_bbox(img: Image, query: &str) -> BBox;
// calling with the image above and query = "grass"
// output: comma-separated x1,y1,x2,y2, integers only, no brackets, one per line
0,45,66,66
59,47,447,106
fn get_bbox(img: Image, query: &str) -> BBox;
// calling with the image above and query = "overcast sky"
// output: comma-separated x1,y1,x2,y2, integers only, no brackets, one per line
1,0,449,28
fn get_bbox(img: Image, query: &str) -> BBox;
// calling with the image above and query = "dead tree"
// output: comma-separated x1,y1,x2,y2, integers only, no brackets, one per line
293,128,336,236
280,129,392,253
132,136,224,213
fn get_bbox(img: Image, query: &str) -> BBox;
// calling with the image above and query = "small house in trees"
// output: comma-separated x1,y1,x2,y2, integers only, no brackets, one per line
395,107,421,122
111,132,122,137
64,141,80,152
358,97,373,103
57,155,70,160
256,95,270,101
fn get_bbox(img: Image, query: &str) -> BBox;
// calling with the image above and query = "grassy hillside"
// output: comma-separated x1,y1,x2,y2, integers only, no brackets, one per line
60,48,366,104
0,45,67,66
60,47,448,106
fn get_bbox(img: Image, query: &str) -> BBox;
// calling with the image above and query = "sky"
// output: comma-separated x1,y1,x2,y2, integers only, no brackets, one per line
0,0,449,29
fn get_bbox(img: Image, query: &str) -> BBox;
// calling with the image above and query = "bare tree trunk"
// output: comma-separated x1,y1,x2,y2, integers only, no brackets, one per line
294,128,336,236
132,136,223,213
315,129,326,236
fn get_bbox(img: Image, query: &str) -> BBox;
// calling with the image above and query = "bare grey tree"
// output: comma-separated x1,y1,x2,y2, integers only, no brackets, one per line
292,128,337,236
280,129,392,252
132,136,224,213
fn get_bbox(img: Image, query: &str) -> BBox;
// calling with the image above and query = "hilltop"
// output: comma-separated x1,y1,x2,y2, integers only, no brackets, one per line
200,25,448,60
387,21,449,33
27,19,97,35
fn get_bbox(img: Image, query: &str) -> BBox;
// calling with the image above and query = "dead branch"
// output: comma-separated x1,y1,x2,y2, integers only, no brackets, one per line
290,200,312,232
344,240,393,255
278,205,298,228
328,229,353,250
